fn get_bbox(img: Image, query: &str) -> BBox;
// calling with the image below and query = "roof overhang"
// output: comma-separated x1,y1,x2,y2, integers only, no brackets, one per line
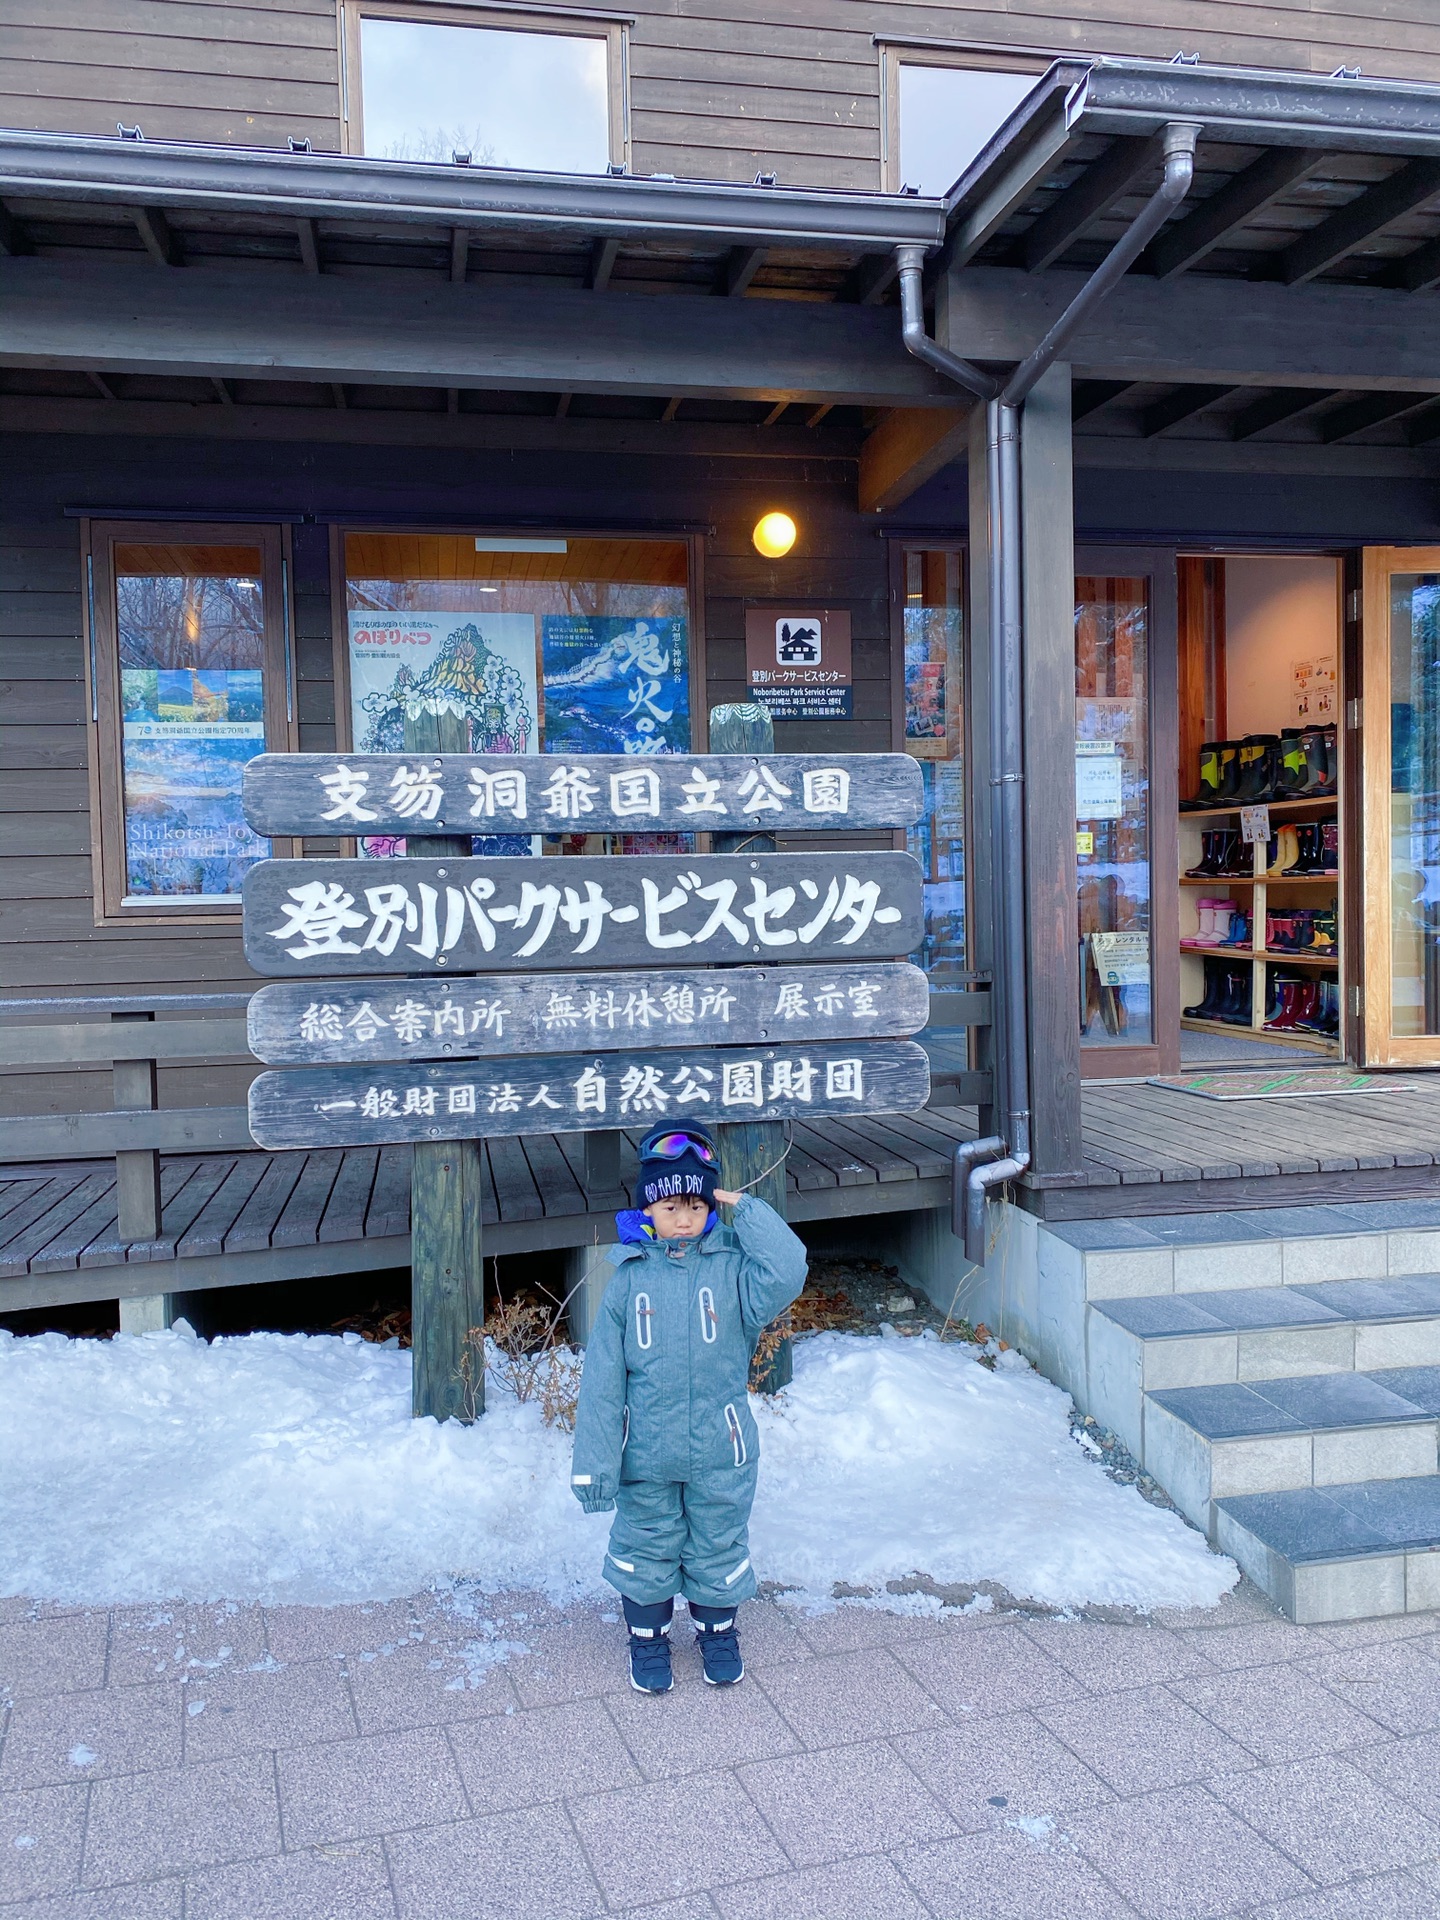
0,127,946,253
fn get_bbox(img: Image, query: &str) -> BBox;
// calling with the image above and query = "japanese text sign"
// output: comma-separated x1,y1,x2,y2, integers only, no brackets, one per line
246,1040,932,1150
744,609,853,722
247,962,930,1064
242,853,924,978
240,750,919,839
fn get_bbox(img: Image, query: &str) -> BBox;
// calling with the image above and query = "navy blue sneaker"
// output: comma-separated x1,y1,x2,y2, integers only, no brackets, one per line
622,1596,674,1695
692,1610,743,1686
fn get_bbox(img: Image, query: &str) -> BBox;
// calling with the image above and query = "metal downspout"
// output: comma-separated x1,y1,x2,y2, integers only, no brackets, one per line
900,120,1200,1262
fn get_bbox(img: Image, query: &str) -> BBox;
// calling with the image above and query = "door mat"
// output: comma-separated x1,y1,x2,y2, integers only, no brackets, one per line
1147,1068,1408,1101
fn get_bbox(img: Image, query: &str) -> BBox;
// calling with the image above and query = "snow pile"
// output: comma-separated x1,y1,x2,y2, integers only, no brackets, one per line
0,1323,1235,1613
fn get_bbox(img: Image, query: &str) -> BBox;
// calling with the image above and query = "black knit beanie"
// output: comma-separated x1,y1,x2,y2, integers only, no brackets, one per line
634,1123,720,1210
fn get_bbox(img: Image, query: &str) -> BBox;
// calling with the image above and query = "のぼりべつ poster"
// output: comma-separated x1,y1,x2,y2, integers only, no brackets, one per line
540,615,689,755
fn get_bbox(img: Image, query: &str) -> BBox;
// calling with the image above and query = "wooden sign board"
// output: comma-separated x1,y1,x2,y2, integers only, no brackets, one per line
745,609,853,721
248,961,930,1064
241,750,921,838
247,1039,932,1150
242,852,923,977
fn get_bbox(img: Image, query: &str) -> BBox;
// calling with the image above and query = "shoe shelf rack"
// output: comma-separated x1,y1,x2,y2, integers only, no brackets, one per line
1179,796,1340,1055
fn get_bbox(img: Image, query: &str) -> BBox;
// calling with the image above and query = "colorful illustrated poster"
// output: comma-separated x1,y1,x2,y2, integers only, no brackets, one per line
541,615,689,755
120,667,268,898
347,610,539,856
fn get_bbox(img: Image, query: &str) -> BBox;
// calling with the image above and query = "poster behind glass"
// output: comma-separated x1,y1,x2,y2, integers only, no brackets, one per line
344,536,691,857
1076,577,1152,1047
902,549,965,985
117,552,269,901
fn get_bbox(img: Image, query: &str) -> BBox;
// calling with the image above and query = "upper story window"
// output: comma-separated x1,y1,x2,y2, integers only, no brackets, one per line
342,3,625,173
881,46,1045,196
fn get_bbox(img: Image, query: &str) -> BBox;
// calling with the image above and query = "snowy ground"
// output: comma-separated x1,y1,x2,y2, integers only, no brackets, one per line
0,1323,1236,1615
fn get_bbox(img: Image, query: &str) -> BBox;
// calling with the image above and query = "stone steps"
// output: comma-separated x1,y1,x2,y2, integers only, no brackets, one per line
1015,1200,1440,1624
1216,1475,1440,1623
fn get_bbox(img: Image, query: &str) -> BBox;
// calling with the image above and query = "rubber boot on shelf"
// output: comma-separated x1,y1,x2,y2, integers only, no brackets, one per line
1276,728,1308,798
1284,822,1320,876
1184,956,1224,1021
1185,832,1219,879
1292,979,1324,1031
1213,740,1242,803
1321,822,1339,873
1184,742,1224,811
1215,827,1246,876
1189,900,1218,944
1235,734,1281,802
1266,979,1300,1031
1269,826,1299,877
1308,907,1337,955
1224,907,1251,947
1227,967,1256,1026
1303,725,1337,798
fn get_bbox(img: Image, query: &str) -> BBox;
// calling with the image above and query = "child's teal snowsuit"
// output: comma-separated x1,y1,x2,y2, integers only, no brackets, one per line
570,1194,807,1607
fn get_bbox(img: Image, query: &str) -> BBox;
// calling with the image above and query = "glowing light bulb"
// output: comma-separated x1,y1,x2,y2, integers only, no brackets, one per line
752,511,797,559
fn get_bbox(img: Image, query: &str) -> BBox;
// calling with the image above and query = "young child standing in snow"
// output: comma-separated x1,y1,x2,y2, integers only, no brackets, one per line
570,1122,807,1693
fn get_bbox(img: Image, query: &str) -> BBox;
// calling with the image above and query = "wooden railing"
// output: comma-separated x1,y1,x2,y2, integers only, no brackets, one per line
0,982,993,1239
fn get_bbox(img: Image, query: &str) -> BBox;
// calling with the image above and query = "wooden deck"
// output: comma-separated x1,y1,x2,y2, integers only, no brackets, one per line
10,1078,1440,1310
1028,1075,1440,1220
0,1109,979,1313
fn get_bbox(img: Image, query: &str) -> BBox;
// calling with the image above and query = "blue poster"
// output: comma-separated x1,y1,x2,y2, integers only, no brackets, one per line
120,667,269,900
541,615,689,755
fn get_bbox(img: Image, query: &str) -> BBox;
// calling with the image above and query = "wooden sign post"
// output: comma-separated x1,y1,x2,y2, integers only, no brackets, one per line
402,702,485,1422
711,701,792,1391
240,747,931,1426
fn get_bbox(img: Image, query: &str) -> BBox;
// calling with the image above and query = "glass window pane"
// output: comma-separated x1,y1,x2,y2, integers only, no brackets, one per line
361,18,610,171
1077,576,1152,1048
902,549,965,984
343,533,690,856
1389,572,1440,1035
115,542,270,902
898,64,1038,195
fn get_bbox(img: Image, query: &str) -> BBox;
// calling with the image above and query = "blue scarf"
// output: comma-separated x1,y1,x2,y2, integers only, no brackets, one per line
616,1208,717,1245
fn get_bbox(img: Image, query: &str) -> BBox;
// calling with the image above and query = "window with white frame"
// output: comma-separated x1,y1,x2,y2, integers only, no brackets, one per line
882,49,1045,196
344,4,623,173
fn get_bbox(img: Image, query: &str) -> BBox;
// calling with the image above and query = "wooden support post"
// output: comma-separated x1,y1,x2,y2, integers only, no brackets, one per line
709,701,793,1393
403,705,486,1420
111,1009,173,1333
584,1128,621,1205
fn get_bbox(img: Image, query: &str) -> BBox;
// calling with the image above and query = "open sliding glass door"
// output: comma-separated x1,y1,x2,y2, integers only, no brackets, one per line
1361,548,1440,1066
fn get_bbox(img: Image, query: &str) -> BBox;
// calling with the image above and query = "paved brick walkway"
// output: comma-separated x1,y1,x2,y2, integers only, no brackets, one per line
5,1581,1440,1918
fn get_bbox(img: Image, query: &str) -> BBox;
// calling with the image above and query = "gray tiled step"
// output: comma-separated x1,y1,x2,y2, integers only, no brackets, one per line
1141,1367,1440,1535
1215,1475,1440,1623
1097,1275,1440,1339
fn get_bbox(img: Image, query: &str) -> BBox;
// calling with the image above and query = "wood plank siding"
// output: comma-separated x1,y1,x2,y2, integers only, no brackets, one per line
0,431,891,1119
6,3,1440,191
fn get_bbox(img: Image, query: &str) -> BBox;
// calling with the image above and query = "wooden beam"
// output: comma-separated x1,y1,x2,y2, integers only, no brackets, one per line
1229,388,1334,439
843,253,898,305
659,395,681,421
1071,378,1133,421
330,381,347,410
721,245,765,296
0,258,961,408
761,399,789,425
296,216,321,274
210,375,233,404
86,370,117,401
1394,233,1440,294
0,392,864,460
446,386,460,414
1407,401,1440,445
554,391,572,418
1318,391,1434,442
1279,158,1440,286
131,206,179,266
805,402,834,427
942,264,1440,393
1023,135,1161,274
586,235,619,290
1139,383,1235,438
1144,147,1328,280
449,227,469,284
858,406,971,514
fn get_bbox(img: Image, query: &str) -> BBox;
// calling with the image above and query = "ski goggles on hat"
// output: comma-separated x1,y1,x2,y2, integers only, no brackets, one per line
643,1131,719,1165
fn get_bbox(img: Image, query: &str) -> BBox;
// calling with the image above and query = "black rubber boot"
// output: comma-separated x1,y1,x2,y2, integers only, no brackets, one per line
622,1596,675,1694
690,1603,744,1686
